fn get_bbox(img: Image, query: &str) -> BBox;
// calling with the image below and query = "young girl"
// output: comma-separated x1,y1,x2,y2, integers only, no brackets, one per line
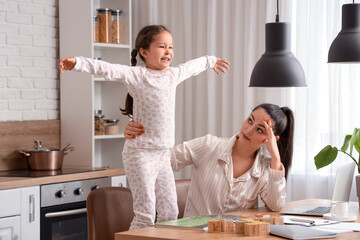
59,25,230,229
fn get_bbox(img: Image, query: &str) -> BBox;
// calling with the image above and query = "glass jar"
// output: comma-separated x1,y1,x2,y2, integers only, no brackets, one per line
94,110,105,135
93,16,99,42
111,10,123,44
97,8,111,43
105,119,119,135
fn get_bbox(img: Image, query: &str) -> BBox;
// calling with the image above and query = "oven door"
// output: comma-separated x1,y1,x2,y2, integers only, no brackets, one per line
41,201,87,240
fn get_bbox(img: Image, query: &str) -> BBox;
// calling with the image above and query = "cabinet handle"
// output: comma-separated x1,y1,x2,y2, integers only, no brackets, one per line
29,194,35,222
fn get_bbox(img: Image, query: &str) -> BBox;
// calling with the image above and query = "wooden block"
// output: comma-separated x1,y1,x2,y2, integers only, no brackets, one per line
272,216,284,225
239,218,255,222
234,220,248,234
258,222,270,236
220,219,234,232
259,217,273,224
244,222,260,236
255,213,271,218
208,220,221,233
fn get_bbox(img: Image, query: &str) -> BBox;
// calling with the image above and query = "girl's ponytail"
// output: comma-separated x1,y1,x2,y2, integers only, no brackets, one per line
131,48,138,66
120,48,138,117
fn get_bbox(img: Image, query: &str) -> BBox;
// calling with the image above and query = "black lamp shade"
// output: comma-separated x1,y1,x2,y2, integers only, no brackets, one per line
249,22,306,87
328,4,360,63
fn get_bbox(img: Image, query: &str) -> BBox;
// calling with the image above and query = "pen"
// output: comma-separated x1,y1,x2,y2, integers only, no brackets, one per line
290,218,315,225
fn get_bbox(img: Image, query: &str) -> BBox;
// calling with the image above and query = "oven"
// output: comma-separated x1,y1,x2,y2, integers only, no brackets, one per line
40,177,111,240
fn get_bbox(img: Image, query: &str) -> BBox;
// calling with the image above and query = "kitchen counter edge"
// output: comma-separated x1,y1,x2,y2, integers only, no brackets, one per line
0,168,126,190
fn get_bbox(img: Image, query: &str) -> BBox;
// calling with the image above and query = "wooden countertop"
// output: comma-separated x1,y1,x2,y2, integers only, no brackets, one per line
0,168,125,190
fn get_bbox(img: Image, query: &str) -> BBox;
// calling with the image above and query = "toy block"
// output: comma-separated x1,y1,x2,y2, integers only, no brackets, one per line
244,222,260,236
208,220,221,233
259,217,273,224
220,219,234,232
234,220,248,234
240,214,253,218
239,218,255,222
258,222,270,236
272,216,284,225
255,213,271,218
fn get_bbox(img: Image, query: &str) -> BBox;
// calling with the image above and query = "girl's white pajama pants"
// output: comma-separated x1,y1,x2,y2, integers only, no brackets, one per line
122,146,178,230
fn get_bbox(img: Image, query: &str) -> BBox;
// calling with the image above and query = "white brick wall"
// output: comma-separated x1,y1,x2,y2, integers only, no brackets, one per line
0,0,59,121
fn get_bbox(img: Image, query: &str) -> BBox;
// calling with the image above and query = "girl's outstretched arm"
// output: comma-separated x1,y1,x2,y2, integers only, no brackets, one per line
59,57,76,74
213,58,230,74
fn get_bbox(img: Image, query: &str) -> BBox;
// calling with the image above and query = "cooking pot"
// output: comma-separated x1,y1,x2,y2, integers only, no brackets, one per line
19,140,74,171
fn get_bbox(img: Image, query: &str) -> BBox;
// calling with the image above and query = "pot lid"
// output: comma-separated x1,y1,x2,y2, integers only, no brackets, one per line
23,140,52,152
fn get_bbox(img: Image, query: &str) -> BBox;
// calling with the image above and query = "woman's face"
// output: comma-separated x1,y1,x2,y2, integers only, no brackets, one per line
239,108,272,148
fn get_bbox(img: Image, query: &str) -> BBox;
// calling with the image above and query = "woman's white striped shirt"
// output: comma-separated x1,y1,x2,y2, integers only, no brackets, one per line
171,134,287,217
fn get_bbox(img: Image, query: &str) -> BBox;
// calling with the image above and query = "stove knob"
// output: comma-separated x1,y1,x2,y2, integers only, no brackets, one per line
74,188,83,195
55,190,65,198
91,185,99,191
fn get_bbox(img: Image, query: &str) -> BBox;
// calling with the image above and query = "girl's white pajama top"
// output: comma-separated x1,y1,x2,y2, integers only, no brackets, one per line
170,134,287,218
73,56,216,148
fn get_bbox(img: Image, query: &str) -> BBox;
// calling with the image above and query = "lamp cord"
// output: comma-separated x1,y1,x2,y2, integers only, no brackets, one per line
276,0,279,22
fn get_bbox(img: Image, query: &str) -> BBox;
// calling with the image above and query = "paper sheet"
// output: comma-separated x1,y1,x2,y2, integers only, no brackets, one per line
282,215,338,227
313,222,360,233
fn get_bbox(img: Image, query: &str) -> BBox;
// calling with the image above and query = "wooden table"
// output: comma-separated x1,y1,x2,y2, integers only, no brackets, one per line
115,199,360,240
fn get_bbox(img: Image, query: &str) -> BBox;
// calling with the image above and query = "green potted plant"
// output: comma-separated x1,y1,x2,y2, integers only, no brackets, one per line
314,127,360,206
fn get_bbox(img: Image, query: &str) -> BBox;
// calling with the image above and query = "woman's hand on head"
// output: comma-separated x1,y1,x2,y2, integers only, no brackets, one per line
263,119,282,171
213,58,230,74
124,121,144,139
59,57,76,74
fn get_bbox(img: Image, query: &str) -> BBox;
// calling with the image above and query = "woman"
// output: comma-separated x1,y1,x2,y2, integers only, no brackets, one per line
124,103,294,217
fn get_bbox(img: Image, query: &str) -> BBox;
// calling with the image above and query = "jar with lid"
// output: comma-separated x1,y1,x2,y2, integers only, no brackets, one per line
111,10,123,44
97,8,112,43
93,16,99,42
94,110,105,135
105,119,120,135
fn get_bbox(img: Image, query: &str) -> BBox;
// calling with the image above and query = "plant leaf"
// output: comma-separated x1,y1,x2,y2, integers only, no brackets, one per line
314,145,338,169
341,134,352,152
349,128,359,156
355,136,360,154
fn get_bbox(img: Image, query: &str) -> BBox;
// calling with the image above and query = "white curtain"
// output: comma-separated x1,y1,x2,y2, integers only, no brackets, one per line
132,0,359,201
288,0,359,202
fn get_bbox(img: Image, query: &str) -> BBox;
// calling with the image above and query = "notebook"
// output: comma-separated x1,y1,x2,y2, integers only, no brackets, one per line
281,162,355,216
270,225,338,240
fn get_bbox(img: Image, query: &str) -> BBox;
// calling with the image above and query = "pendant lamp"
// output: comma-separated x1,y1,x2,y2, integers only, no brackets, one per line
249,0,306,87
328,2,360,63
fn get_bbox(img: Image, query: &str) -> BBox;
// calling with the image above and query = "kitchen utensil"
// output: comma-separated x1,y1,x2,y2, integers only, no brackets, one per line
60,143,71,151
19,140,74,171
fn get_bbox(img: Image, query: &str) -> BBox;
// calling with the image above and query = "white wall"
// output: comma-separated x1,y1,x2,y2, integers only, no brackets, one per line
0,0,59,121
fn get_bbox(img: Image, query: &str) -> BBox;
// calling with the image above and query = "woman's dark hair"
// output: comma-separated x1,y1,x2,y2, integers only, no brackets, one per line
253,103,294,179
120,25,171,117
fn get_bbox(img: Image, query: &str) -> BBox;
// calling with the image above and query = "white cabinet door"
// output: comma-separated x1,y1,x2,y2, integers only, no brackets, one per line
0,216,21,240
0,188,21,218
111,175,127,187
20,186,40,240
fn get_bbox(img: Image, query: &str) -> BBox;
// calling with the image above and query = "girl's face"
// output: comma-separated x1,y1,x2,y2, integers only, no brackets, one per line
140,31,173,71
239,108,272,149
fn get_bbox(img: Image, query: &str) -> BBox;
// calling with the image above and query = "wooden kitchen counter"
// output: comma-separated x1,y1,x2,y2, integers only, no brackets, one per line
0,168,125,190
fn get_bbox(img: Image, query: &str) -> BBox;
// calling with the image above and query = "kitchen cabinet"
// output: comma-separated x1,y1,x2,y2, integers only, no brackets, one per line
59,0,132,168
0,216,20,240
0,186,40,240
0,189,21,240
111,175,127,187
